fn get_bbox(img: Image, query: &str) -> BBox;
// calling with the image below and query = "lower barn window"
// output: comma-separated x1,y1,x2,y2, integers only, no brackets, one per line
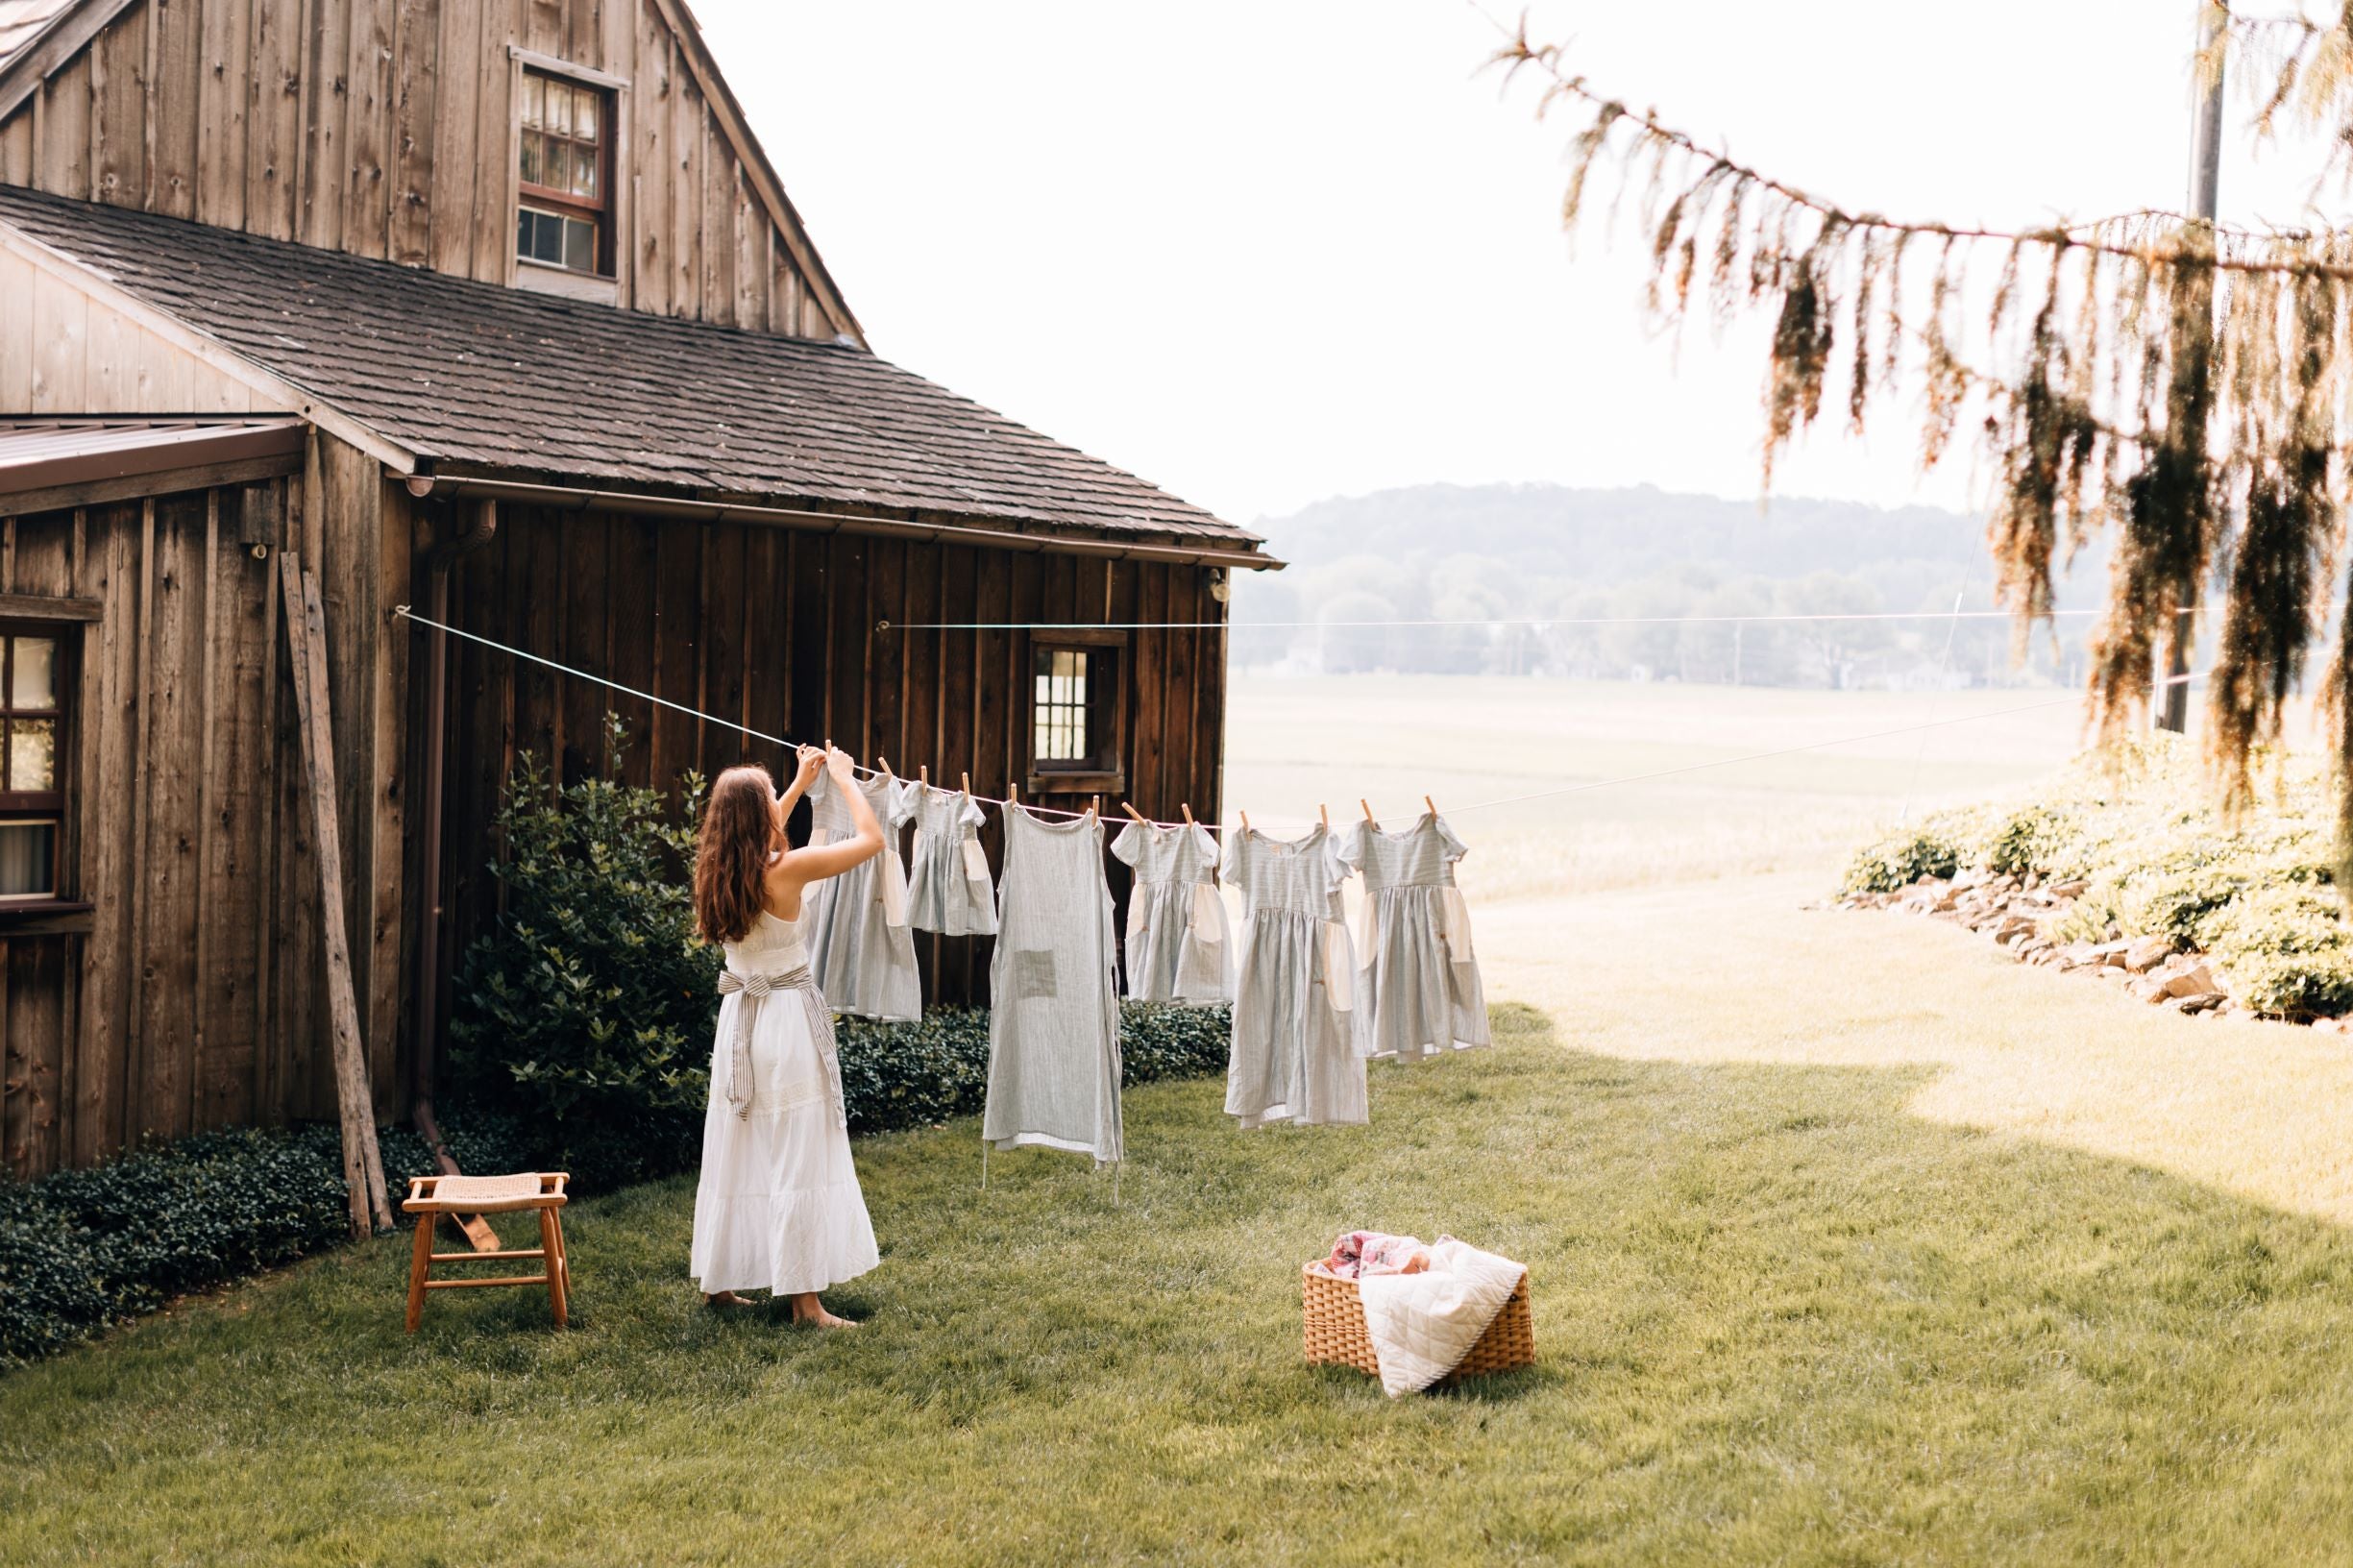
1028,636,1126,793
0,631,62,900
1035,648,1092,764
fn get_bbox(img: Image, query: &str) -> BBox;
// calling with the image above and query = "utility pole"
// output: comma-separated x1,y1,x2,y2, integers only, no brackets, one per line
2162,5,2225,733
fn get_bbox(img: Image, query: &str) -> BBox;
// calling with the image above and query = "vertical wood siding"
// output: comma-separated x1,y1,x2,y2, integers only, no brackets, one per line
0,0,847,336
0,246,271,414
0,445,408,1180
428,510,1231,1027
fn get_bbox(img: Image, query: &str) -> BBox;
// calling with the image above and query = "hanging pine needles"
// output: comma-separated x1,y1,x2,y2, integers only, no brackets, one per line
1492,14,2353,856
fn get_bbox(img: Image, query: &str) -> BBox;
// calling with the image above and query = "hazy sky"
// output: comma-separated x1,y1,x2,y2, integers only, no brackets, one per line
694,2,2328,527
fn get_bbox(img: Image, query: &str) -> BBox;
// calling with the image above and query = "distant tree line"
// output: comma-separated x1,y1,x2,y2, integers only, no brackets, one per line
1231,483,2128,690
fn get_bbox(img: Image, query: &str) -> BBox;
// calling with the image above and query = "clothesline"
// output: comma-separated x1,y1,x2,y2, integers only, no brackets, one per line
392,606,2195,834
880,606,2213,632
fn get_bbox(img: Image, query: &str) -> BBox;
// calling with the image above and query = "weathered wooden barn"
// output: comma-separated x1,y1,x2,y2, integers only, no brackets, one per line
0,0,1275,1180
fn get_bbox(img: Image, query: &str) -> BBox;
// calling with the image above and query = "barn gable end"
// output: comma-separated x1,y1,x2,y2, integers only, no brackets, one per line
0,0,861,339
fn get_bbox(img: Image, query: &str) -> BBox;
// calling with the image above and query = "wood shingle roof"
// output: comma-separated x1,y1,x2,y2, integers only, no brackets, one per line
0,185,1261,549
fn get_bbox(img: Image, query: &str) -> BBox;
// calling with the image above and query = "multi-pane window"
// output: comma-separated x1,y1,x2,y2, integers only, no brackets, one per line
516,69,610,275
1028,636,1125,789
1035,648,1092,763
0,633,62,901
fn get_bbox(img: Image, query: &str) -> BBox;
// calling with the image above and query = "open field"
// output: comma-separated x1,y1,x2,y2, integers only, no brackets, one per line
10,991,2353,1566
1223,674,2097,898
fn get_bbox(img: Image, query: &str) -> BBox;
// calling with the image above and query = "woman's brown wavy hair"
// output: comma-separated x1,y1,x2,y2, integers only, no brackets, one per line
693,764,778,945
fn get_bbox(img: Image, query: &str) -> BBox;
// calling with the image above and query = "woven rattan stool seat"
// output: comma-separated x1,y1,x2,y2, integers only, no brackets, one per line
423,1172,544,1204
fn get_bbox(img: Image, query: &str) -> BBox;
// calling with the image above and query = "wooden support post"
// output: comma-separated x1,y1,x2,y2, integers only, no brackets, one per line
280,551,394,1236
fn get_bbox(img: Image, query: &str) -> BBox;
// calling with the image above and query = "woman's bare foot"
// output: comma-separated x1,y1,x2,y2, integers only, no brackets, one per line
703,1290,755,1308
787,1291,858,1328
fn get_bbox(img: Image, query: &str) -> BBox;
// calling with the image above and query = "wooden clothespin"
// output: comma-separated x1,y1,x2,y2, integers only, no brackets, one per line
1319,803,1330,829
1090,796,1101,821
878,755,895,777
1360,798,1376,823
919,764,930,788
961,771,970,796
1122,801,1150,826
1180,802,1196,827
1008,780,1019,806
1238,809,1251,832
1424,795,1437,817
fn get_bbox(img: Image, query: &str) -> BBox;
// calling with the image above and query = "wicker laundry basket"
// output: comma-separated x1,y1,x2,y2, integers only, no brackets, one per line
1301,1263,1535,1380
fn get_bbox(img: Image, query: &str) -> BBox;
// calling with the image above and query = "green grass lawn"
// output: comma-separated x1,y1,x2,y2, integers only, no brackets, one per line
7,1002,2353,1566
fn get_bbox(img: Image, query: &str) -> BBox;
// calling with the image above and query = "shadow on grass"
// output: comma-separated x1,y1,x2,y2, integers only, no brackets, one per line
7,1001,2353,1565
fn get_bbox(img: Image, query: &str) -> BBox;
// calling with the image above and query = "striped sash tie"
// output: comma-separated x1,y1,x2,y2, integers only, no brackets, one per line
716,964,846,1130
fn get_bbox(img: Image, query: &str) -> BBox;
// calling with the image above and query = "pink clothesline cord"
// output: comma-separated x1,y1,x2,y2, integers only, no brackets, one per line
394,607,2191,833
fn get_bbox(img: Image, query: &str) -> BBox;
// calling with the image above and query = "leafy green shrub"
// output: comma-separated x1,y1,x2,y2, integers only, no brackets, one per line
1846,732,2353,1015
1841,826,1962,894
1987,804,2068,878
0,1111,525,1368
450,718,720,1189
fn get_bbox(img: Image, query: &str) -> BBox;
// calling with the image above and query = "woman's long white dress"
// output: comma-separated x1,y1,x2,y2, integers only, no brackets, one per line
689,905,880,1297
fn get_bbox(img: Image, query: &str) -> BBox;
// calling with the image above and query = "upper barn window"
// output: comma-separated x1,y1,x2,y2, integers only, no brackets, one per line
517,69,612,276
0,630,64,902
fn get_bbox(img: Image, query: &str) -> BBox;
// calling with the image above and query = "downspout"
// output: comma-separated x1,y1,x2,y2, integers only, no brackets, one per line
410,497,498,1169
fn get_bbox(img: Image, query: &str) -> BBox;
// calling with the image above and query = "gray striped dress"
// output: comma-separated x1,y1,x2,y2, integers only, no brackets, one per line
904,782,998,937
1111,819,1231,1004
804,771,923,1023
982,806,1123,1164
1220,823,1367,1129
1338,814,1488,1062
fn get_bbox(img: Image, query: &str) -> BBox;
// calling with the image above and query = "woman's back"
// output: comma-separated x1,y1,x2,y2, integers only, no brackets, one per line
723,905,808,974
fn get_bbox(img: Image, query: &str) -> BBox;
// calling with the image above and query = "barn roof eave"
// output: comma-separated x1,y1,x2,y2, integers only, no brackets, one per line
410,468,1286,572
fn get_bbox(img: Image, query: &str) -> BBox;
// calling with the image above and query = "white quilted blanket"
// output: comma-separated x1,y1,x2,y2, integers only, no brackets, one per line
1354,1238,1527,1397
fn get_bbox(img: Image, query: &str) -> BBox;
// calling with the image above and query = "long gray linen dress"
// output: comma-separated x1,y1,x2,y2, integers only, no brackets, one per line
1111,819,1230,1004
904,782,998,936
804,770,923,1022
1338,813,1489,1062
1220,823,1367,1130
983,805,1123,1164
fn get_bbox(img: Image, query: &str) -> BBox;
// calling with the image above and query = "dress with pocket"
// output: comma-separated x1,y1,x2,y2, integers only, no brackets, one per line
1337,813,1489,1062
1111,818,1231,1004
903,781,998,937
1220,823,1367,1130
804,770,923,1022
982,805,1123,1164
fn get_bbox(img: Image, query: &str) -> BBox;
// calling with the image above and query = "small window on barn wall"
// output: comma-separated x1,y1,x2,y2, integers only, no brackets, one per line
516,69,613,277
1026,630,1128,796
0,631,64,902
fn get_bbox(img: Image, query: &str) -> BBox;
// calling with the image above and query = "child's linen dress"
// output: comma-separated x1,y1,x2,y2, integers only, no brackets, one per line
804,770,923,1021
1338,813,1489,1062
1111,819,1231,1004
1220,823,1367,1129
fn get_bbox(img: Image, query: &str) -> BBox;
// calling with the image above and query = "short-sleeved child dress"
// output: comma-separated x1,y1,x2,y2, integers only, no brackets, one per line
1111,819,1231,1004
1338,813,1489,1062
1220,823,1367,1130
804,770,923,1022
904,782,998,937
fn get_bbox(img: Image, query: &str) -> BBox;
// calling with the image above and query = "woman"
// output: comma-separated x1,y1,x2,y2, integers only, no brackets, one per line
689,743,887,1326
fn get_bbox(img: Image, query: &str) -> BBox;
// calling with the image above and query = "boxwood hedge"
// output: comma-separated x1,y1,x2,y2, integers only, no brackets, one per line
0,1112,525,1368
